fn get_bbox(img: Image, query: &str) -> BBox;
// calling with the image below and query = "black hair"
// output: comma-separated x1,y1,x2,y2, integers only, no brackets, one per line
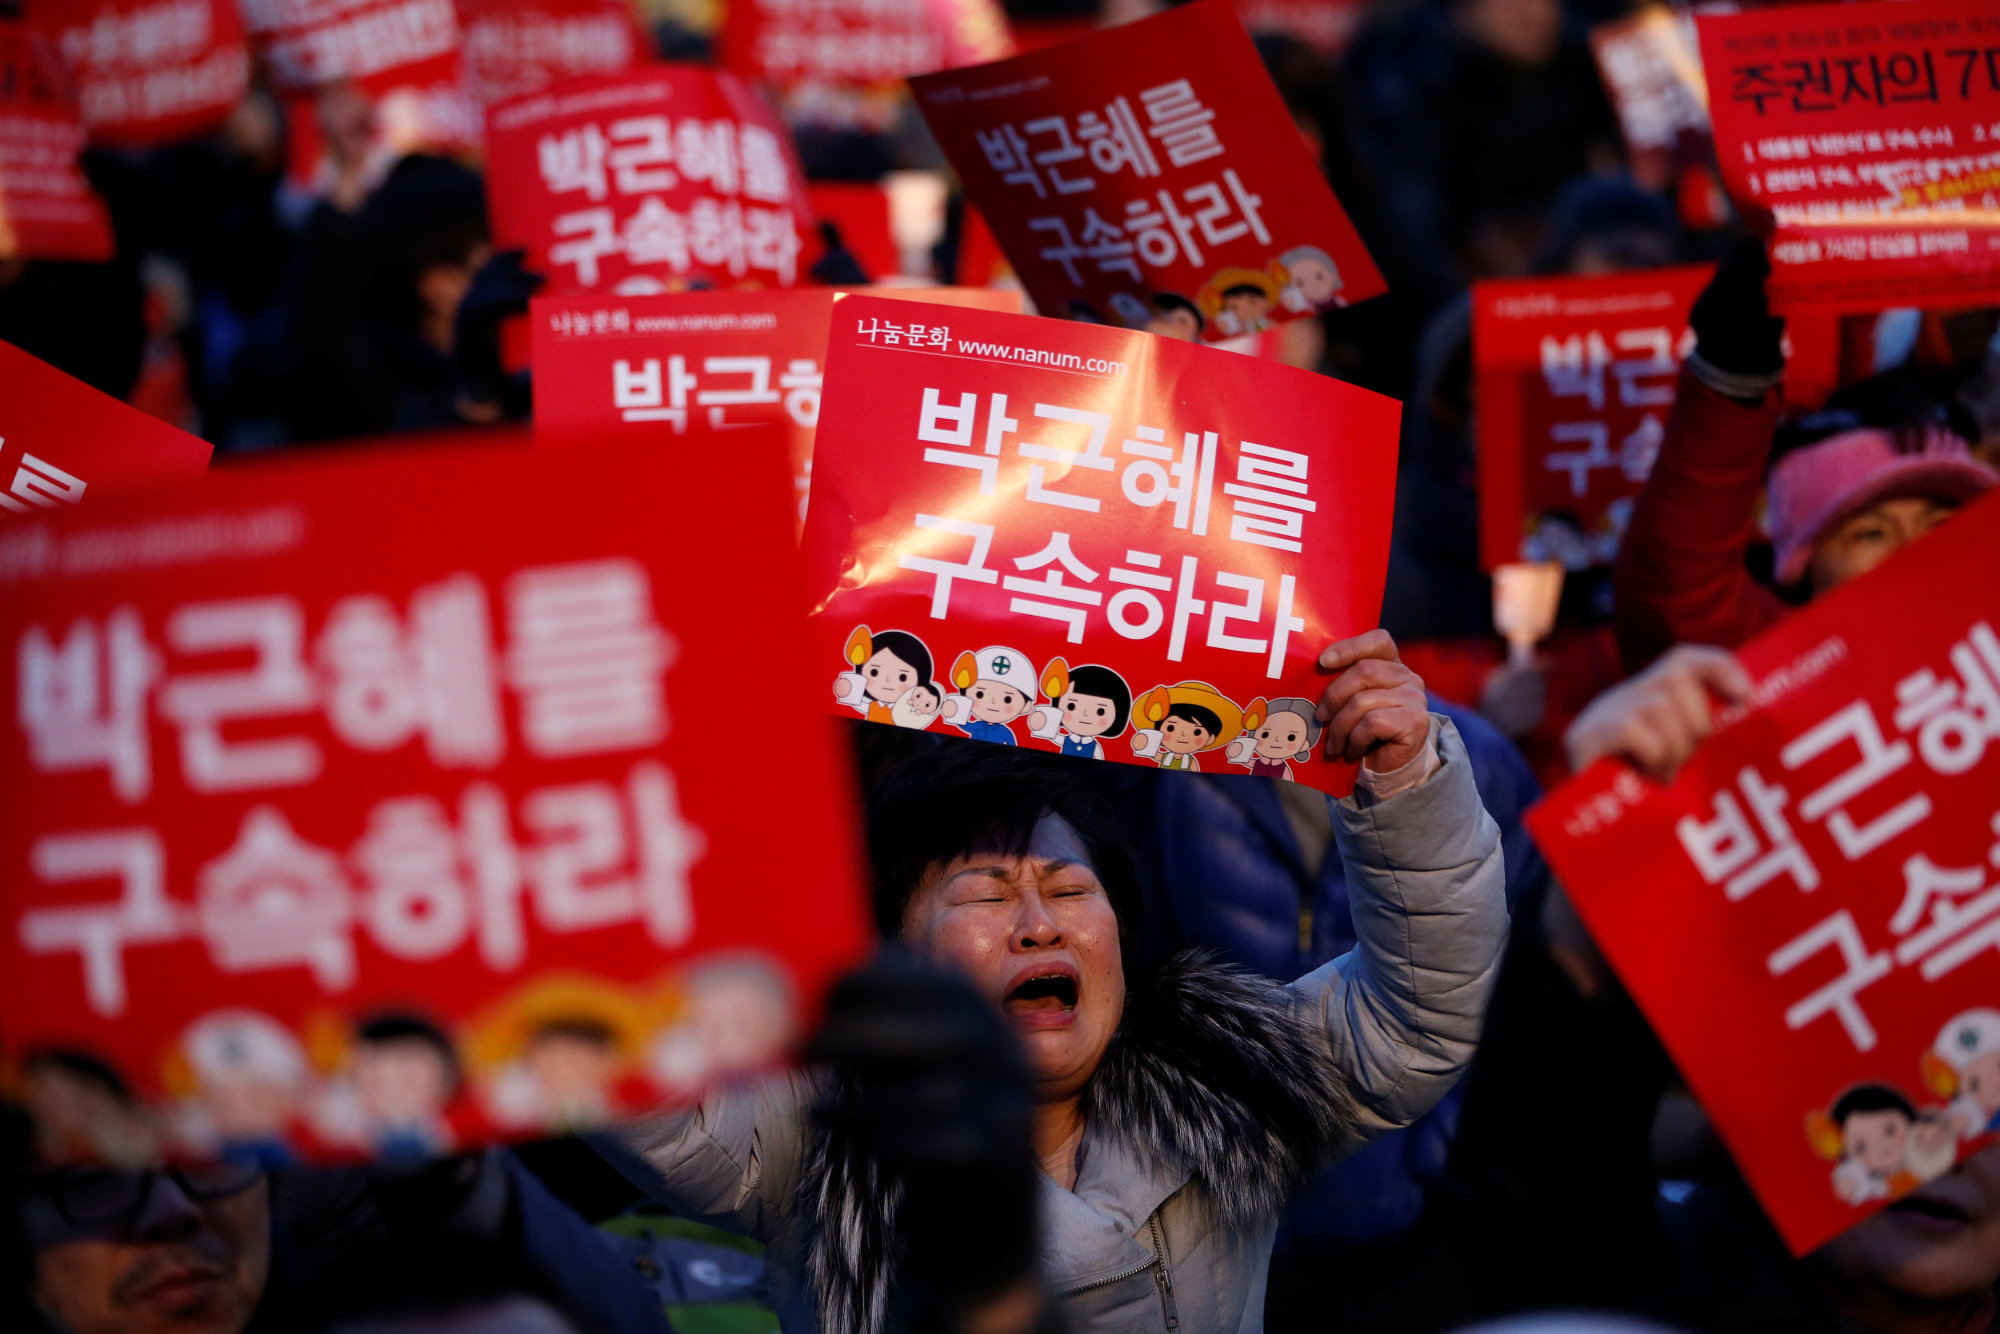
1165,701,1222,735
21,1049,133,1104
530,1018,614,1048
1222,284,1268,302
355,1013,461,1091
1831,1084,1916,1126
865,630,933,687
908,682,942,705
1771,369,1976,471
1151,292,1204,334
1057,665,1132,735
864,743,1141,941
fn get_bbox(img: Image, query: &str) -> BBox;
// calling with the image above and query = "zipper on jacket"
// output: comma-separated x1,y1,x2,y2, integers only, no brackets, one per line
1054,1253,1157,1299
1147,1216,1179,1333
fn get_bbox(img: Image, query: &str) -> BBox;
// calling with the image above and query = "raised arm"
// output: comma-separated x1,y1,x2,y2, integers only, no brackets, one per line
1294,632,1509,1153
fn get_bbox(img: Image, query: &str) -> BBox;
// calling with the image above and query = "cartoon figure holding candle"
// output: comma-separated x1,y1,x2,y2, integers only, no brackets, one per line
1807,1084,1956,1206
1130,682,1243,773
1278,246,1346,313
1025,659,1132,760
833,625,937,728
1225,696,1322,782
1923,1008,2000,1141
941,646,1038,745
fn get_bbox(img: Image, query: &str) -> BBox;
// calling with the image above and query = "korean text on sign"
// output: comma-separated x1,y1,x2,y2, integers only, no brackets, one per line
910,0,1383,344
1697,0,2000,310
799,295,1400,797
1471,264,1712,572
1528,492,2000,1255
0,436,870,1164
486,69,814,297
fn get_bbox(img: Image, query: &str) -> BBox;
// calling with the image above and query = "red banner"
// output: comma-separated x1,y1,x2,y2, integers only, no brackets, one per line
1233,0,1363,61
0,20,114,261
1,340,213,511
1699,0,2000,311
721,0,1011,133
1528,494,2000,1254
909,0,1384,344
0,434,871,1166
458,0,645,111
486,68,815,296
798,295,1400,794
1472,264,1711,573
26,0,249,146
531,285,1022,530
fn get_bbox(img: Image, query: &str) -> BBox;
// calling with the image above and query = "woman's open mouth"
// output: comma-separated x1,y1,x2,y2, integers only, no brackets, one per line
1002,970,1080,1028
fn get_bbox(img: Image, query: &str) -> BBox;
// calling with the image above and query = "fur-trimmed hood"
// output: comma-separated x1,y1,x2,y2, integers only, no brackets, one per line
803,949,1356,1334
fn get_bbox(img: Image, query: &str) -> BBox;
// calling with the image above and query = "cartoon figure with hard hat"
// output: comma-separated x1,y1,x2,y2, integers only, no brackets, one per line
1924,1008,2000,1141
833,625,938,729
941,646,1038,745
1129,681,1244,773
1025,658,1132,760
172,1009,311,1167
1225,696,1322,782
1806,1083,1956,1206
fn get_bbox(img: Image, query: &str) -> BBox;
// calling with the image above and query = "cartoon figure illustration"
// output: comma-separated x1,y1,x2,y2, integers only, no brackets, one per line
650,955,798,1094
892,681,944,730
327,1013,461,1159
1145,293,1204,342
1130,682,1244,773
1808,1084,1957,1206
1197,266,1283,338
834,625,937,728
1225,696,1322,781
940,646,1038,745
1025,659,1133,760
470,978,651,1134
1923,1008,2000,1140
1108,291,1152,327
172,1009,310,1168
19,1049,162,1167
1278,245,1346,313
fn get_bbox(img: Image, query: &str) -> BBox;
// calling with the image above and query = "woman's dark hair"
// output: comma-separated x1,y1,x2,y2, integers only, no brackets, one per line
1830,1084,1915,1126
1057,665,1132,735
866,630,933,686
864,743,1142,940
1771,369,1976,471
1165,701,1222,735
355,1014,461,1092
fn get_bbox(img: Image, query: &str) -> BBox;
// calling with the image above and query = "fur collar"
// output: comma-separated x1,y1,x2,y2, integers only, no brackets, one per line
802,949,1355,1334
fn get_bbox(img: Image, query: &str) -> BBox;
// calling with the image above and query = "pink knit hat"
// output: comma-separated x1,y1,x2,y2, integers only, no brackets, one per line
1768,427,1998,585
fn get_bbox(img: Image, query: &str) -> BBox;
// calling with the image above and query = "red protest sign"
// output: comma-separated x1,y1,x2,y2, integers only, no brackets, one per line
0,434,871,1166
1699,0,2000,312
1473,264,1711,573
486,68,815,297
1591,7,1710,172
909,0,1384,344
1528,494,2000,1254
25,0,249,147
531,285,1023,529
721,0,1010,133
0,339,213,513
459,0,647,111
799,295,1400,795
0,20,114,261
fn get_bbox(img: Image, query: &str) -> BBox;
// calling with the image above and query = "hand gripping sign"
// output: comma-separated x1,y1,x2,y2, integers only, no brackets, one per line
26,0,250,148
531,286,1023,530
486,68,816,298
0,21,115,261
799,295,1401,795
908,0,1384,345
0,435,871,1166
0,339,213,514
1528,492,2000,1255
1698,0,2000,312
1472,264,1712,573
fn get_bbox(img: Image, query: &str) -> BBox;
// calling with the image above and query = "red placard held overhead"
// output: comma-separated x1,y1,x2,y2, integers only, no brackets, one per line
799,296,1401,794
0,19,114,261
532,286,1022,529
0,434,872,1166
1472,264,1711,573
1699,0,2000,312
0,340,213,511
1528,494,2000,1255
26,0,249,147
909,0,1385,343
458,0,646,111
486,69,815,296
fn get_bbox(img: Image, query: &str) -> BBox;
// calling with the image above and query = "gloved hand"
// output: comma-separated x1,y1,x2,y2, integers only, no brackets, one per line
454,249,543,421
1688,236,1785,382
808,951,1040,1333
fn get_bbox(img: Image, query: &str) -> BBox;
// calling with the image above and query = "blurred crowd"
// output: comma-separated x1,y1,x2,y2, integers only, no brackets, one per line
6,0,2000,1331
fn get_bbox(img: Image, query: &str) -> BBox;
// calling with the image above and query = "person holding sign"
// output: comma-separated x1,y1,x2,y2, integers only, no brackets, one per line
605,630,1506,1334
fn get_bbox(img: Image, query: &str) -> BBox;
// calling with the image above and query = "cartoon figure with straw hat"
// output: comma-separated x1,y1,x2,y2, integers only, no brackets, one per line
1129,681,1244,773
